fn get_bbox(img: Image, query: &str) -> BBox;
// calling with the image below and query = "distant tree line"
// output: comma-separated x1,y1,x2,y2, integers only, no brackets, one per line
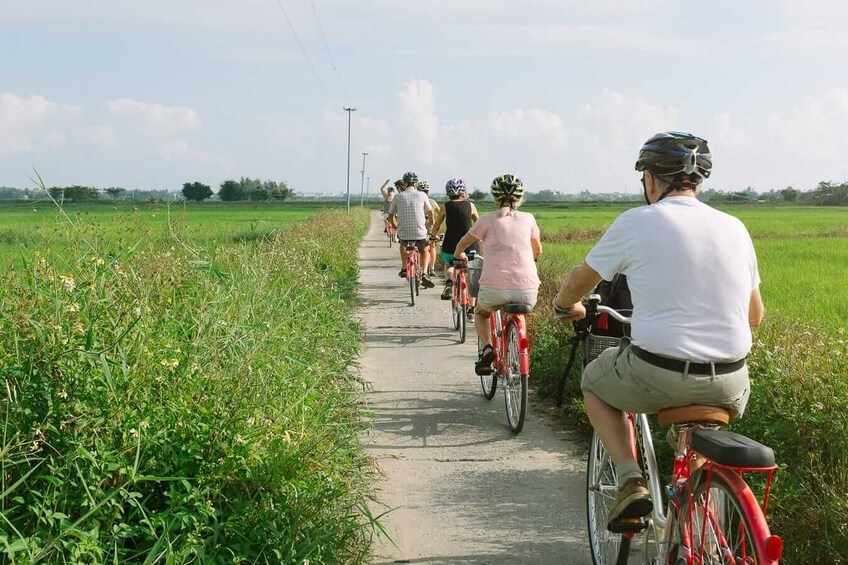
0,177,295,203
2,179,847,205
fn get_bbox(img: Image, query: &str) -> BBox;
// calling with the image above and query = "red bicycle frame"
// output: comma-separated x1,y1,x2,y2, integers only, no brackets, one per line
489,309,532,375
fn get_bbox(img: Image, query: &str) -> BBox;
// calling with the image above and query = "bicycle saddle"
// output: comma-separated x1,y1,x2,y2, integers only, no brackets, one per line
657,405,731,427
690,430,776,469
503,304,534,314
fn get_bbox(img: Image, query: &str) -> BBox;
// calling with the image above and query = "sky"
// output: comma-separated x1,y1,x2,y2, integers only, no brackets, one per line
2,0,848,195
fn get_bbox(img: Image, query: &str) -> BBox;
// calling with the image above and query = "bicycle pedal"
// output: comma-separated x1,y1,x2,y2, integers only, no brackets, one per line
607,517,647,534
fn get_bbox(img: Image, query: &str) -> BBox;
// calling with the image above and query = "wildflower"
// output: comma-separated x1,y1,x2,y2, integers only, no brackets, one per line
66,303,80,313
60,275,76,291
159,358,179,369
140,420,150,430
93,256,105,266
30,441,40,452
130,428,139,438
58,390,68,400
52,324,61,330
133,306,142,317
74,322,86,334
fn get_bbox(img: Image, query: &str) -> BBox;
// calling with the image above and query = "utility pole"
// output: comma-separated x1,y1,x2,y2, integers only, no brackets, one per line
366,176,371,204
359,152,369,206
343,107,356,211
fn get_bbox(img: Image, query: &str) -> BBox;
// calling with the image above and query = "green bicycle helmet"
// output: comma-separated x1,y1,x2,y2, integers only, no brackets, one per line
490,174,525,203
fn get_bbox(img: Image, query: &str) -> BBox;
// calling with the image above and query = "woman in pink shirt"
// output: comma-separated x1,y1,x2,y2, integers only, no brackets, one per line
454,174,542,374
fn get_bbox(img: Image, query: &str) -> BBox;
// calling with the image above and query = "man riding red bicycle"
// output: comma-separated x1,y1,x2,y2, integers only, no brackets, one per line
553,132,765,529
388,171,435,289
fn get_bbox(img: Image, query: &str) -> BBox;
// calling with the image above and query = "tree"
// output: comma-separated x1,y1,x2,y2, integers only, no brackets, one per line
48,185,100,202
469,189,487,202
218,180,244,201
182,182,213,202
105,187,126,199
780,186,799,202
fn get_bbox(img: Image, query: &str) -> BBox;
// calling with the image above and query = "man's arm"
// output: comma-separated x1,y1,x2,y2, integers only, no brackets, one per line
749,287,765,327
379,179,391,199
553,261,603,321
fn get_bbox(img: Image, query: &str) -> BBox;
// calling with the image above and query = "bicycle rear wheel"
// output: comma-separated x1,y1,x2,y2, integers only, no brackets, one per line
668,468,771,564
587,432,622,565
409,268,416,306
503,321,527,434
478,336,496,400
458,303,467,343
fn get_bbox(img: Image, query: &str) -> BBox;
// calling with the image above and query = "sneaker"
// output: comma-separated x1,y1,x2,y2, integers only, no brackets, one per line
440,282,453,300
398,269,407,278
421,274,435,289
475,344,495,375
607,478,652,532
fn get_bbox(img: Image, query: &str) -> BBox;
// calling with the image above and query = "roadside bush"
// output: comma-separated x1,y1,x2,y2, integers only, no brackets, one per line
0,210,374,563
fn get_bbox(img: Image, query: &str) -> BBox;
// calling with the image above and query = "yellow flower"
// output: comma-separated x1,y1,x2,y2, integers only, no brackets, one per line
93,256,105,266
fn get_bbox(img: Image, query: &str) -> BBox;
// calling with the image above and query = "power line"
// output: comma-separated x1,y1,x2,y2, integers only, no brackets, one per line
309,0,337,71
272,0,326,92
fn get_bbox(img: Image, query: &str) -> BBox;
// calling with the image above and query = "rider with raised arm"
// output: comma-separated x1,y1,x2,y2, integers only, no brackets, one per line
431,178,479,303
454,174,542,374
388,171,435,288
379,179,396,234
553,132,765,529
416,180,441,276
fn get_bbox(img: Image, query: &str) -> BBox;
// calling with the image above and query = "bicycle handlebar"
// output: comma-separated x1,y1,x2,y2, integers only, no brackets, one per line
554,293,632,324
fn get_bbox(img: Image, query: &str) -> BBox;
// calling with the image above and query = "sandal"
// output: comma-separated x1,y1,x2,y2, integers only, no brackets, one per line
475,344,495,375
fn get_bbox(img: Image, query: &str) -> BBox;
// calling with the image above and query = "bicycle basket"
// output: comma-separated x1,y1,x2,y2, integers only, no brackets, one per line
583,334,621,365
467,258,483,298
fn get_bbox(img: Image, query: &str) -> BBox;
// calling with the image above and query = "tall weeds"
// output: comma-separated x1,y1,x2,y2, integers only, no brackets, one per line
0,209,374,563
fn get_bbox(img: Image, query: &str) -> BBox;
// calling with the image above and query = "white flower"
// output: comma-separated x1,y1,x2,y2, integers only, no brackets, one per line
60,275,76,291
58,390,68,400
66,303,80,313
133,306,142,317
129,428,139,438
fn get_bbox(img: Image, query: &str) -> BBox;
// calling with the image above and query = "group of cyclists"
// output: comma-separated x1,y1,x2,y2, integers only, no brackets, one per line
381,130,764,532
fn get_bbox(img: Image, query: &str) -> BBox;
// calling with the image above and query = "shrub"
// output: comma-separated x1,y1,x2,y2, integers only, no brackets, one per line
0,210,375,563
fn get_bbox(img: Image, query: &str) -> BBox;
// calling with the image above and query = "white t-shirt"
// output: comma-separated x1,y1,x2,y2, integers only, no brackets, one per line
585,197,760,362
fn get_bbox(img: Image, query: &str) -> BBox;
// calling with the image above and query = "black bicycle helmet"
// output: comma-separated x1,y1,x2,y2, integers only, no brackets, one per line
635,132,712,179
402,171,418,185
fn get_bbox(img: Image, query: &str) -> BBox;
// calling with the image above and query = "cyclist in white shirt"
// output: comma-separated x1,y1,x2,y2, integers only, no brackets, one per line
553,132,764,529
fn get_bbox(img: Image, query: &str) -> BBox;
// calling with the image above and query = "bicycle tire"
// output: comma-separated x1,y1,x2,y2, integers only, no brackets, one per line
409,268,416,306
478,336,497,400
504,321,527,434
587,431,624,565
667,467,771,564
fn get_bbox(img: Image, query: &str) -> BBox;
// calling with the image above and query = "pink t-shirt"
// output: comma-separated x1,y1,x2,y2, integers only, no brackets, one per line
468,210,540,290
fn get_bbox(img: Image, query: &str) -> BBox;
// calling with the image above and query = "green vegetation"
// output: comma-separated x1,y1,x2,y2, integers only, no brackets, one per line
527,203,848,563
0,204,375,563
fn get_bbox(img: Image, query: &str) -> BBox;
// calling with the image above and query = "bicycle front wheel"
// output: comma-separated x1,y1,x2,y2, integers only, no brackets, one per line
478,336,496,400
451,293,461,330
587,431,623,565
504,321,527,434
667,468,772,564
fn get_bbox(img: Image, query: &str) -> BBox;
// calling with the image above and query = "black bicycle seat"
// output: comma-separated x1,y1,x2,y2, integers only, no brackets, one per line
690,430,775,469
503,304,534,314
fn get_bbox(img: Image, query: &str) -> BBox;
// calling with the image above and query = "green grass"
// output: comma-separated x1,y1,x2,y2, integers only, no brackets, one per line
0,201,321,267
0,205,375,563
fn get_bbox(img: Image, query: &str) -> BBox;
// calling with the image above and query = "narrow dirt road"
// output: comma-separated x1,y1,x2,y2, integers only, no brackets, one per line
359,212,591,564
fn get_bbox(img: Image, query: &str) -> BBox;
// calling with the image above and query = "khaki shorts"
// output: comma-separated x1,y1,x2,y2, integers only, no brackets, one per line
476,287,538,313
581,338,750,419
400,239,429,252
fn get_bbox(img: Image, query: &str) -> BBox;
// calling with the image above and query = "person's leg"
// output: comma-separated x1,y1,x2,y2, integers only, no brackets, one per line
584,391,636,471
399,243,408,275
475,309,491,343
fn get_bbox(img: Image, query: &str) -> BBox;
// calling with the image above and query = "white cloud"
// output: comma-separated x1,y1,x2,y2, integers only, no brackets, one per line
106,99,202,135
0,93,82,155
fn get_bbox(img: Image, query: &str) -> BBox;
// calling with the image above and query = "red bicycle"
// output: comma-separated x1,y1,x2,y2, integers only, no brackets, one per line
477,303,534,434
449,251,477,343
575,296,782,565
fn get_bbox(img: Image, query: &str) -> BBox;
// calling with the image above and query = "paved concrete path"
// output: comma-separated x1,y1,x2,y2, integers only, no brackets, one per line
359,212,591,565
